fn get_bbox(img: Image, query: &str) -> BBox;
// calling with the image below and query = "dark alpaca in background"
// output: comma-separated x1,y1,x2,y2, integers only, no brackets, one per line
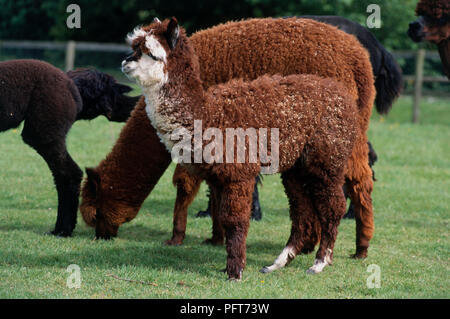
68,68,138,122
196,15,402,221
302,16,404,115
408,0,450,79
0,59,138,236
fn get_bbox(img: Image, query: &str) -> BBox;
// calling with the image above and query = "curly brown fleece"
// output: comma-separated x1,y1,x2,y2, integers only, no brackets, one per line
80,17,375,258
126,18,359,279
80,97,171,238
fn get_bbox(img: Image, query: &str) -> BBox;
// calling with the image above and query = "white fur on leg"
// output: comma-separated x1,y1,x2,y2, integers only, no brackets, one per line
260,246,296,273
306,248,333,274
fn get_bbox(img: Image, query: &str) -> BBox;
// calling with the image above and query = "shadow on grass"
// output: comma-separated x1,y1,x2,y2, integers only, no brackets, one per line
1,245,227,277
0,222,307,276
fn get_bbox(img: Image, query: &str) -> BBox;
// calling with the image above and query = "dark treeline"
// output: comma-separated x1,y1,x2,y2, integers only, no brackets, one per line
0,0,424,50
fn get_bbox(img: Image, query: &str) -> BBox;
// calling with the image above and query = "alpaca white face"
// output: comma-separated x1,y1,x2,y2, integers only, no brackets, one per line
121,29,168,87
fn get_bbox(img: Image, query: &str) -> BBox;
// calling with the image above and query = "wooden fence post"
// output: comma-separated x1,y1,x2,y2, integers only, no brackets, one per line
65,41,76,72
412,49,425,123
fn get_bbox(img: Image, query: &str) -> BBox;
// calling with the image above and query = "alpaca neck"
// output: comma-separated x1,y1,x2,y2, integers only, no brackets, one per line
109,95,140,122
76,100,100,121
144,50,206,152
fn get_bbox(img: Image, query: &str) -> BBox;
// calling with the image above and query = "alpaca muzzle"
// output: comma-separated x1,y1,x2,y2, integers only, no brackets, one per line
408,19,425,42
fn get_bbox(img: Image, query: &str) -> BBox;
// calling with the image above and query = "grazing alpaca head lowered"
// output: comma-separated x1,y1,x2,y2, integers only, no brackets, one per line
67,68,139,122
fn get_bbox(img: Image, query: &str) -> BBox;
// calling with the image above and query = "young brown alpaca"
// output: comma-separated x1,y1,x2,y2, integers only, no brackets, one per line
122,18,359,280
81,17,376,259
408,0,450,78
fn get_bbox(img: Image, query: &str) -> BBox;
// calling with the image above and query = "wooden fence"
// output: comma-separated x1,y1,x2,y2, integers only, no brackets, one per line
0,40,448,123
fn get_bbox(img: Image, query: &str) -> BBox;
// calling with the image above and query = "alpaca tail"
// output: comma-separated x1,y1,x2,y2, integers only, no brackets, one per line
374,49,403,115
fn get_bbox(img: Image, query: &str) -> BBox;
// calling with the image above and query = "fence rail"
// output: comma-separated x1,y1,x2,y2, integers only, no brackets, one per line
0,40,448,123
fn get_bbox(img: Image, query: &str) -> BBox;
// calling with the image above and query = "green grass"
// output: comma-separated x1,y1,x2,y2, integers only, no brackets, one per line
0,95,449,298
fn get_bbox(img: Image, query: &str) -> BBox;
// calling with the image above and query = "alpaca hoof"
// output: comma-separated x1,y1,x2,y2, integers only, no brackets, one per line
48,229,72,237
195,210,211,218
351,252,367,259
352,247,368,259
95,235,113,240
261,246,296,274
227,269,243,281
164,238,183,246
250,206,262,221
259,266,272,274
306,267,320,275
307,249,332,274
203,238,223,246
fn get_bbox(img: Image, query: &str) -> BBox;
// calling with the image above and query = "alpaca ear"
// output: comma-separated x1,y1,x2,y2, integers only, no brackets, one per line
153,17,161,24
85,167,101,197
165,17,179,50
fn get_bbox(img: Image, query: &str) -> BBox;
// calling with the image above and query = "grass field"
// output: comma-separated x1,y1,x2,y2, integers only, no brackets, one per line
0,95,448,298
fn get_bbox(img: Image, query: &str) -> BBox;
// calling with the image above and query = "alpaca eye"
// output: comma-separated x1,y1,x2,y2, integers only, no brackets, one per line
148,52,158,61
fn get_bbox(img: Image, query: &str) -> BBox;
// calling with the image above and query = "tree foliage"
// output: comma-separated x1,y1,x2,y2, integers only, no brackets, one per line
0,0,422,50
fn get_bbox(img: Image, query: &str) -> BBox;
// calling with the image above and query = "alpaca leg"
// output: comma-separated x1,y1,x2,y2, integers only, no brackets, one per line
260,170,319,273
23,138,82,236
166,165,202,245
347,176,374,258
203,183,225,245
45,148,82,236
250,175,262,221
346,139,375,258
344,141,377,220
197,175,262,220
342,181,355,219
195,189,212,218
343,201,356,219
219,179,254,280
307,181,347,274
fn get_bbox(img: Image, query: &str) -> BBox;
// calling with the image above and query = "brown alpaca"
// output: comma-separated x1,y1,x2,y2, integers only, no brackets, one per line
408,0,450,78
80,17,376,258
122,18,359,280
80,96,170,238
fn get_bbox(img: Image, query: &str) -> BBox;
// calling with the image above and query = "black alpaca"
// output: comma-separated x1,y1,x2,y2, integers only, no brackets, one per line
196,15,402,220
0,59,139,236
